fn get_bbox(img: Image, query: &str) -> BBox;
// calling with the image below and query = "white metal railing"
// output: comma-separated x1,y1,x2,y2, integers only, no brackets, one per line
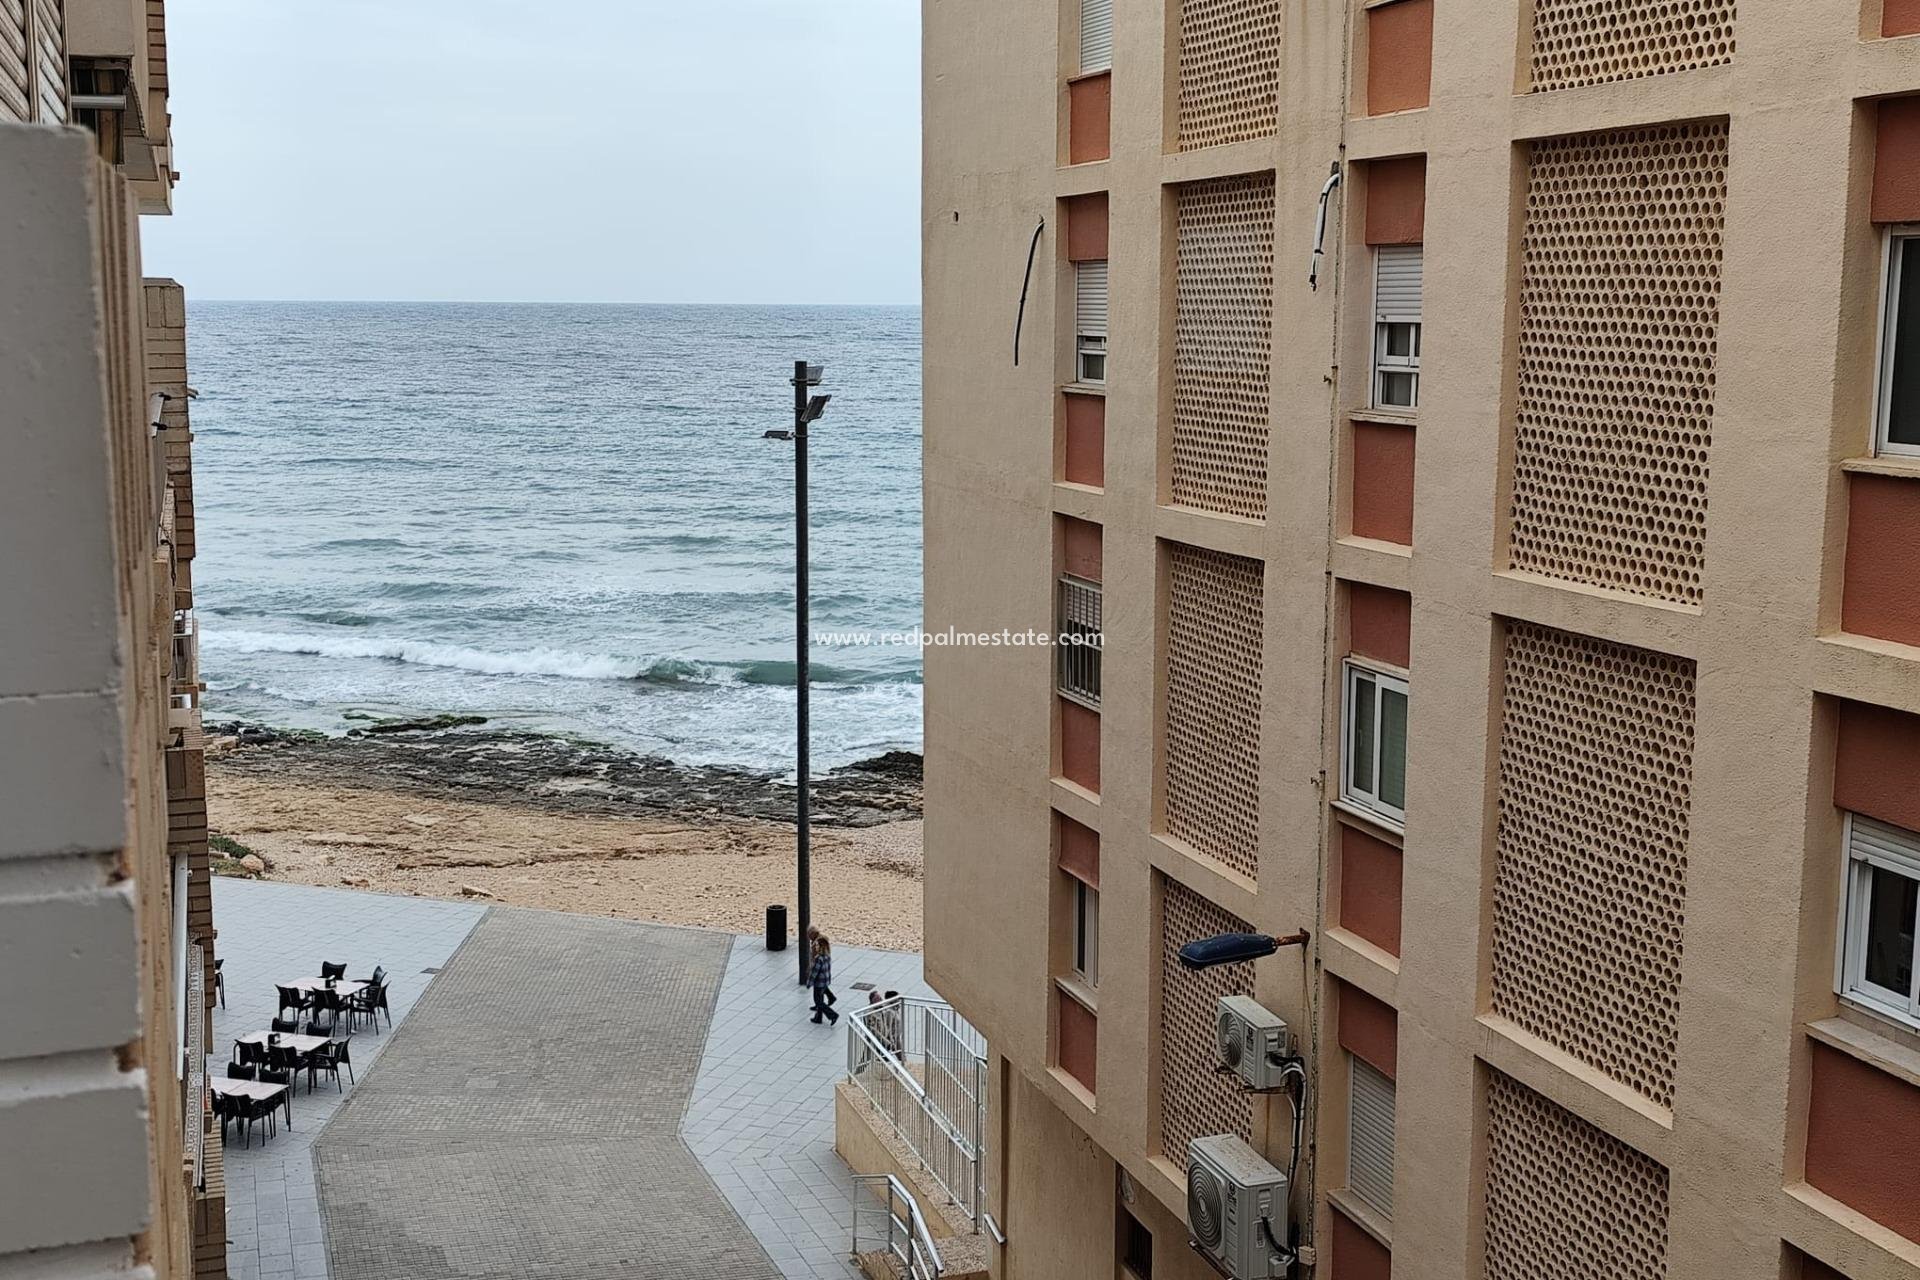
846,997,987,1226
851,1173,944,1280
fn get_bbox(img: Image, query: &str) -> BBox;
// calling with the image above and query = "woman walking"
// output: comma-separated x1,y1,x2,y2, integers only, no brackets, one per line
809,935,839,1025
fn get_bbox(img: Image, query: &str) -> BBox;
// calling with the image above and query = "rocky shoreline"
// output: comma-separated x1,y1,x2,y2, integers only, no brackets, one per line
205,720,922,828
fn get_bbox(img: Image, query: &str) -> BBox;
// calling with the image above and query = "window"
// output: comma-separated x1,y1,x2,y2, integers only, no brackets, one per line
1077,260,1109,384
1372,244,1422,409
1348,1056,1396,1220
1081,0,1114,74
1072,878,1100,986
1840,814,1920,1026
1119,1205,1152,1278
1877,228,1920,456
1057,574,1103,707
1342,660,1408,825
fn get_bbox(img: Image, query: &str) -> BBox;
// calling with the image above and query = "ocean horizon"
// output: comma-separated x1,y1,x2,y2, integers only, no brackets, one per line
187,300,924,775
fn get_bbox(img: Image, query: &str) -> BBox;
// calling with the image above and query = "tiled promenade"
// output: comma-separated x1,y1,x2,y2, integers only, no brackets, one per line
684,936,935,1279
209,880,932,1280
209,879,486,1280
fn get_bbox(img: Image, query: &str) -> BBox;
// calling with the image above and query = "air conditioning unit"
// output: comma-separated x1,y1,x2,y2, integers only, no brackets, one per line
1216,994,1289,1091
1187,1134,1290,1280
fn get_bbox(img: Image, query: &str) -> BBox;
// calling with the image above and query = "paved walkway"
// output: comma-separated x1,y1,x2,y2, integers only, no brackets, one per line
684,937,933,1279
210,880,936,1280
313,908,783,1280
209,879,487,1280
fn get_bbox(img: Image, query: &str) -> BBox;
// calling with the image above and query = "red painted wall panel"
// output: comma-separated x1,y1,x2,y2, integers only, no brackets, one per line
1069,74,1111,165
1339,822,1403,957
1806,1042,1920,1243
1066,192,1109,262
1834,699,1920,833
1351,421,1415,546
1060,515,1102,583
1330,1206,1392,1280
1842,473,1920,647
1338,979,1398,1080
1058,813,1099,888
1349,583,1412,670
1058,988,1097,1092
1060,698,1100,793
1366,156,1426,246
1367,0,1432,116
1063,392,1106,487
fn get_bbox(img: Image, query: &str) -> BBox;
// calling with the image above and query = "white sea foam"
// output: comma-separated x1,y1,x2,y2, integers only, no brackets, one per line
201,630,642,681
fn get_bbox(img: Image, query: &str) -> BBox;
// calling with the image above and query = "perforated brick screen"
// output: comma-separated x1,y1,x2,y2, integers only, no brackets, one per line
1159,879,1255,1161
1491,622,1695,1108
1529,0,1735,93
1508,122,1726,606
1173,175,1275,520
1485,1071,1670,1280
1164,544,1263,880
1177,0,1281,150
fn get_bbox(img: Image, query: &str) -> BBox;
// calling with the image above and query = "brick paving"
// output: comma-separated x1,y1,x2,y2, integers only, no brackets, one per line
683,936,935,1279
313,908,783,1280
209,878,488,1280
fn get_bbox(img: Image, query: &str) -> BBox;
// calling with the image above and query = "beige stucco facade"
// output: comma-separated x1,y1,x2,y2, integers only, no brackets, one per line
924,2,1920,1279
2,1,220,1274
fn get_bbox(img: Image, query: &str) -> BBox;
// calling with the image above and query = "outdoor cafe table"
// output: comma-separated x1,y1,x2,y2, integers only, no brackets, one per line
235,1031,332,1056
281,977,366,998
208,1075,293,1125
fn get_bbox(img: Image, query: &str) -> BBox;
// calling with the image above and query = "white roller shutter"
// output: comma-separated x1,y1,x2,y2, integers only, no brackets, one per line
1076,260,1109,339
1374,243,1423,323
1349,1057,1396,1220
1851,814,1920,875
1081,0,1113,73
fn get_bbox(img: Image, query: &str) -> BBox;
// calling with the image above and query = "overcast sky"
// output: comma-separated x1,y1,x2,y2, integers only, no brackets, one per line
140,0,921,304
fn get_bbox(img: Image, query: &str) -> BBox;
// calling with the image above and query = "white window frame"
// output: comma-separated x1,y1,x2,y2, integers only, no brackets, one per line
1875,226,1920,458
1341,658,1408,828
172,853,190,1078
1076,259,1109,385
1348,1055,1396,1222
1371,244,1422,411
1837,812,1920,1028
1080,0,1114,74
1072,877,1100,987
1057,574,1103,708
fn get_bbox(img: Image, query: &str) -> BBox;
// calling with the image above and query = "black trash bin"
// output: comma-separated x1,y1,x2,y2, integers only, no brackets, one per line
766,904,788,951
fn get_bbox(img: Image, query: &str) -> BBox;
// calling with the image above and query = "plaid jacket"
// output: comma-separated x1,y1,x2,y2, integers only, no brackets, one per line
810,953,832,987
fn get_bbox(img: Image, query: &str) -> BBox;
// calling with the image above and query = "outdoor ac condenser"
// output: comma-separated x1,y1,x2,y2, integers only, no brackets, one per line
1216,994,1290,1091
1187,1134,1290,1280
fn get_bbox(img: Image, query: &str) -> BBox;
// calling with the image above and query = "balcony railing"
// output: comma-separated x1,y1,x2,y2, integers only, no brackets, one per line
846,996,987,1228
851,1173,945,1280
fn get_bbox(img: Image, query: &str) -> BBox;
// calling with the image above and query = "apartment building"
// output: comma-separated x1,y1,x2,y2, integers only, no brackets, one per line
923,2,1920,1279
1,2,224,1276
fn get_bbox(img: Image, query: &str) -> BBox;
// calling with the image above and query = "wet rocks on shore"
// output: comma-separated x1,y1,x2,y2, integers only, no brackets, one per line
204,720,922,828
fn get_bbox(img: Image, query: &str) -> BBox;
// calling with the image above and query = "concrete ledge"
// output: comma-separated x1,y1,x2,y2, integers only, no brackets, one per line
0,882,137,1056
0,1060,151,1254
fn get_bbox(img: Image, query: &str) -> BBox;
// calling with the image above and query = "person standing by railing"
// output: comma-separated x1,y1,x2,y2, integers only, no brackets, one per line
809,934,839,1025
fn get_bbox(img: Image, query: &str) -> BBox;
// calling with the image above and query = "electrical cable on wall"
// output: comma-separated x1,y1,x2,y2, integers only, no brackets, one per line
1014,217,1046,366
1309,162,1343,290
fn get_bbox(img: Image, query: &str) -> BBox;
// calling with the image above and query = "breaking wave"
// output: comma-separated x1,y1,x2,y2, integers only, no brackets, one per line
201,630,641,681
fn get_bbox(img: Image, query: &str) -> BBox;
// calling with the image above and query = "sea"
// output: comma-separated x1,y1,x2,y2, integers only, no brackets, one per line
186,301,923,775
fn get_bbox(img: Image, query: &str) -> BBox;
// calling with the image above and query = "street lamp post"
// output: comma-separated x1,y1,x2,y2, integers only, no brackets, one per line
766,361,831,984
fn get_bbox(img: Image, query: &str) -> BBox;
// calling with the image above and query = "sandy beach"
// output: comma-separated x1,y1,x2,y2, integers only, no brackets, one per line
205,725,925,951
